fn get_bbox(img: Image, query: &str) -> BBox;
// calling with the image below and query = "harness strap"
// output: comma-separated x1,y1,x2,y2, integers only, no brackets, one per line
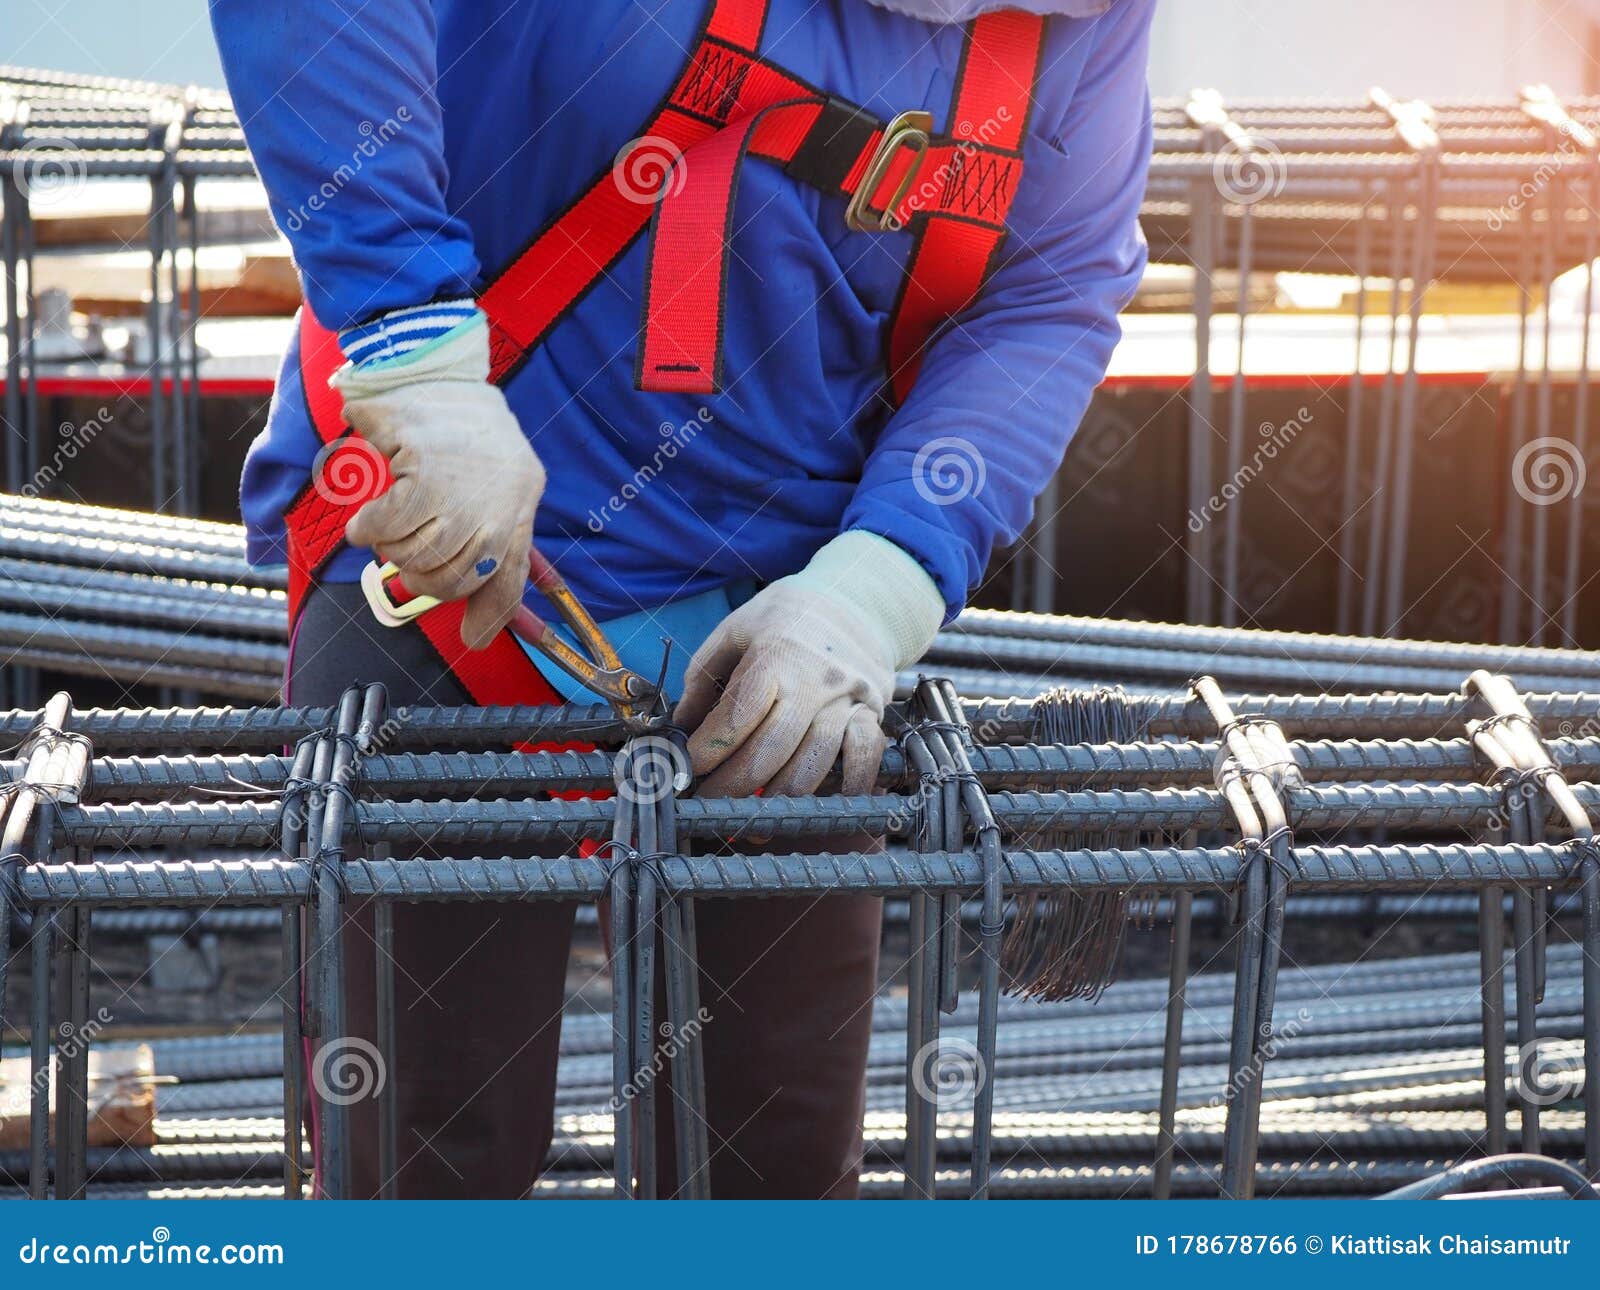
887,11,1045,402
479,0,784,385
638,9,1044,396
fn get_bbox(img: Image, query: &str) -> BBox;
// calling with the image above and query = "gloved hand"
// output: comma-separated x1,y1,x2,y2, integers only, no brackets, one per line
676,531,945,797
333,313,545,650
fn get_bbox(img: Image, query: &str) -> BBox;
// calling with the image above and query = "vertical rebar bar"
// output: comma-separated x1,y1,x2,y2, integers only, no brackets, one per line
303,685,368,1199
1478,884,1509,1155
1360,178,1410,638
28,907,52,1199
1221,200,1255,627
609,752,637,1199
1528,173,1564,644
1561,152,1598,643
280,905,303,1199
1336,188,1376,637
923,681,1003,1198
1187,171,1218,624
656,747,708,1199
52,902,89,1200
1030,473,1060,616
1380,153,1439,636
1152,887,1192,1199
897,725,941,1199
1500,188,1540,644
632,749,660,1201
374,897,397,1200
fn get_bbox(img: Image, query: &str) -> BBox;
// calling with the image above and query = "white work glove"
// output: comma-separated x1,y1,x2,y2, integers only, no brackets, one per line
332,313,545,650
676,531,945,797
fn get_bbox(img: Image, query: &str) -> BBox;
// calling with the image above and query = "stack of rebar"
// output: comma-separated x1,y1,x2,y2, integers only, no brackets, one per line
0,494,284,697
12,943,1584,1199
8,495,1600,708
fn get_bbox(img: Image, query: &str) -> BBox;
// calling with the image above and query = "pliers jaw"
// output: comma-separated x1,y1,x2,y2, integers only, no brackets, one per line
360,555,666,733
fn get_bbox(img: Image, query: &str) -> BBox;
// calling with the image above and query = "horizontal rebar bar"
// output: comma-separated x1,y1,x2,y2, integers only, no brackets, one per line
11,842,1585,908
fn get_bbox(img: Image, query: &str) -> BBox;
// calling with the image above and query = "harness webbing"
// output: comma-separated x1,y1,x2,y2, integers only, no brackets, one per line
282,0,1047,698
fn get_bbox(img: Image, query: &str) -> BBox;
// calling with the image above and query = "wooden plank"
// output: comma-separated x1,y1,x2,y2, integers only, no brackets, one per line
0,1045,156,1149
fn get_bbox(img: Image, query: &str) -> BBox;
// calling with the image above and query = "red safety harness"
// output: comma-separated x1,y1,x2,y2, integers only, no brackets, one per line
283,0,1047,706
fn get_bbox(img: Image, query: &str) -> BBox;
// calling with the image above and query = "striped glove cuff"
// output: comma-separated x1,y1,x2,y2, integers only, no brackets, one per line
338,297,480,368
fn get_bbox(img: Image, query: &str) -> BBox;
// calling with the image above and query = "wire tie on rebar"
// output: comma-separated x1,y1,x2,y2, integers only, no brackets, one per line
593,841,673,894
1472,710,1533,737
1568,835,1600,874
311,782,369,857
280,776,318,824
18,722,87,759
0,778,85,807
893,722,948,797
1217,713,1299,782
0,850,27,919
1486,763,1546,796
1232,824,1294,894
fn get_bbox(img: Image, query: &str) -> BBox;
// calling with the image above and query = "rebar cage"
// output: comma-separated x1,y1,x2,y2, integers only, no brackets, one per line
0,662,1596,1199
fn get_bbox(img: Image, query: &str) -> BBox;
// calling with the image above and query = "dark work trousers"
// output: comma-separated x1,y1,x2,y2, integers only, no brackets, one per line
287,582,883,1199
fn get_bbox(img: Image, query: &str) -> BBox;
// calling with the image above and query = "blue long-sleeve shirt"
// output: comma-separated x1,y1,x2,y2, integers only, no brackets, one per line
215,0,1153,623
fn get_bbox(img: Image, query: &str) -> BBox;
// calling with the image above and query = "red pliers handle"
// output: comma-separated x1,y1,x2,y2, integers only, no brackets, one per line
360,548,663,728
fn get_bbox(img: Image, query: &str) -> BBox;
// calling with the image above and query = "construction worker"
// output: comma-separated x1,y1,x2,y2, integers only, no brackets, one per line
211,0,1154,1197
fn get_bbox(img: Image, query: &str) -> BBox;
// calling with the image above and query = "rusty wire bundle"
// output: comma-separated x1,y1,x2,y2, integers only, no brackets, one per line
1003,686,1162,1003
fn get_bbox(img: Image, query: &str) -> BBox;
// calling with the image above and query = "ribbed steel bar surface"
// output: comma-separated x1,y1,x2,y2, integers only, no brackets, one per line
9,842,1588,907
0,650,1593,1201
